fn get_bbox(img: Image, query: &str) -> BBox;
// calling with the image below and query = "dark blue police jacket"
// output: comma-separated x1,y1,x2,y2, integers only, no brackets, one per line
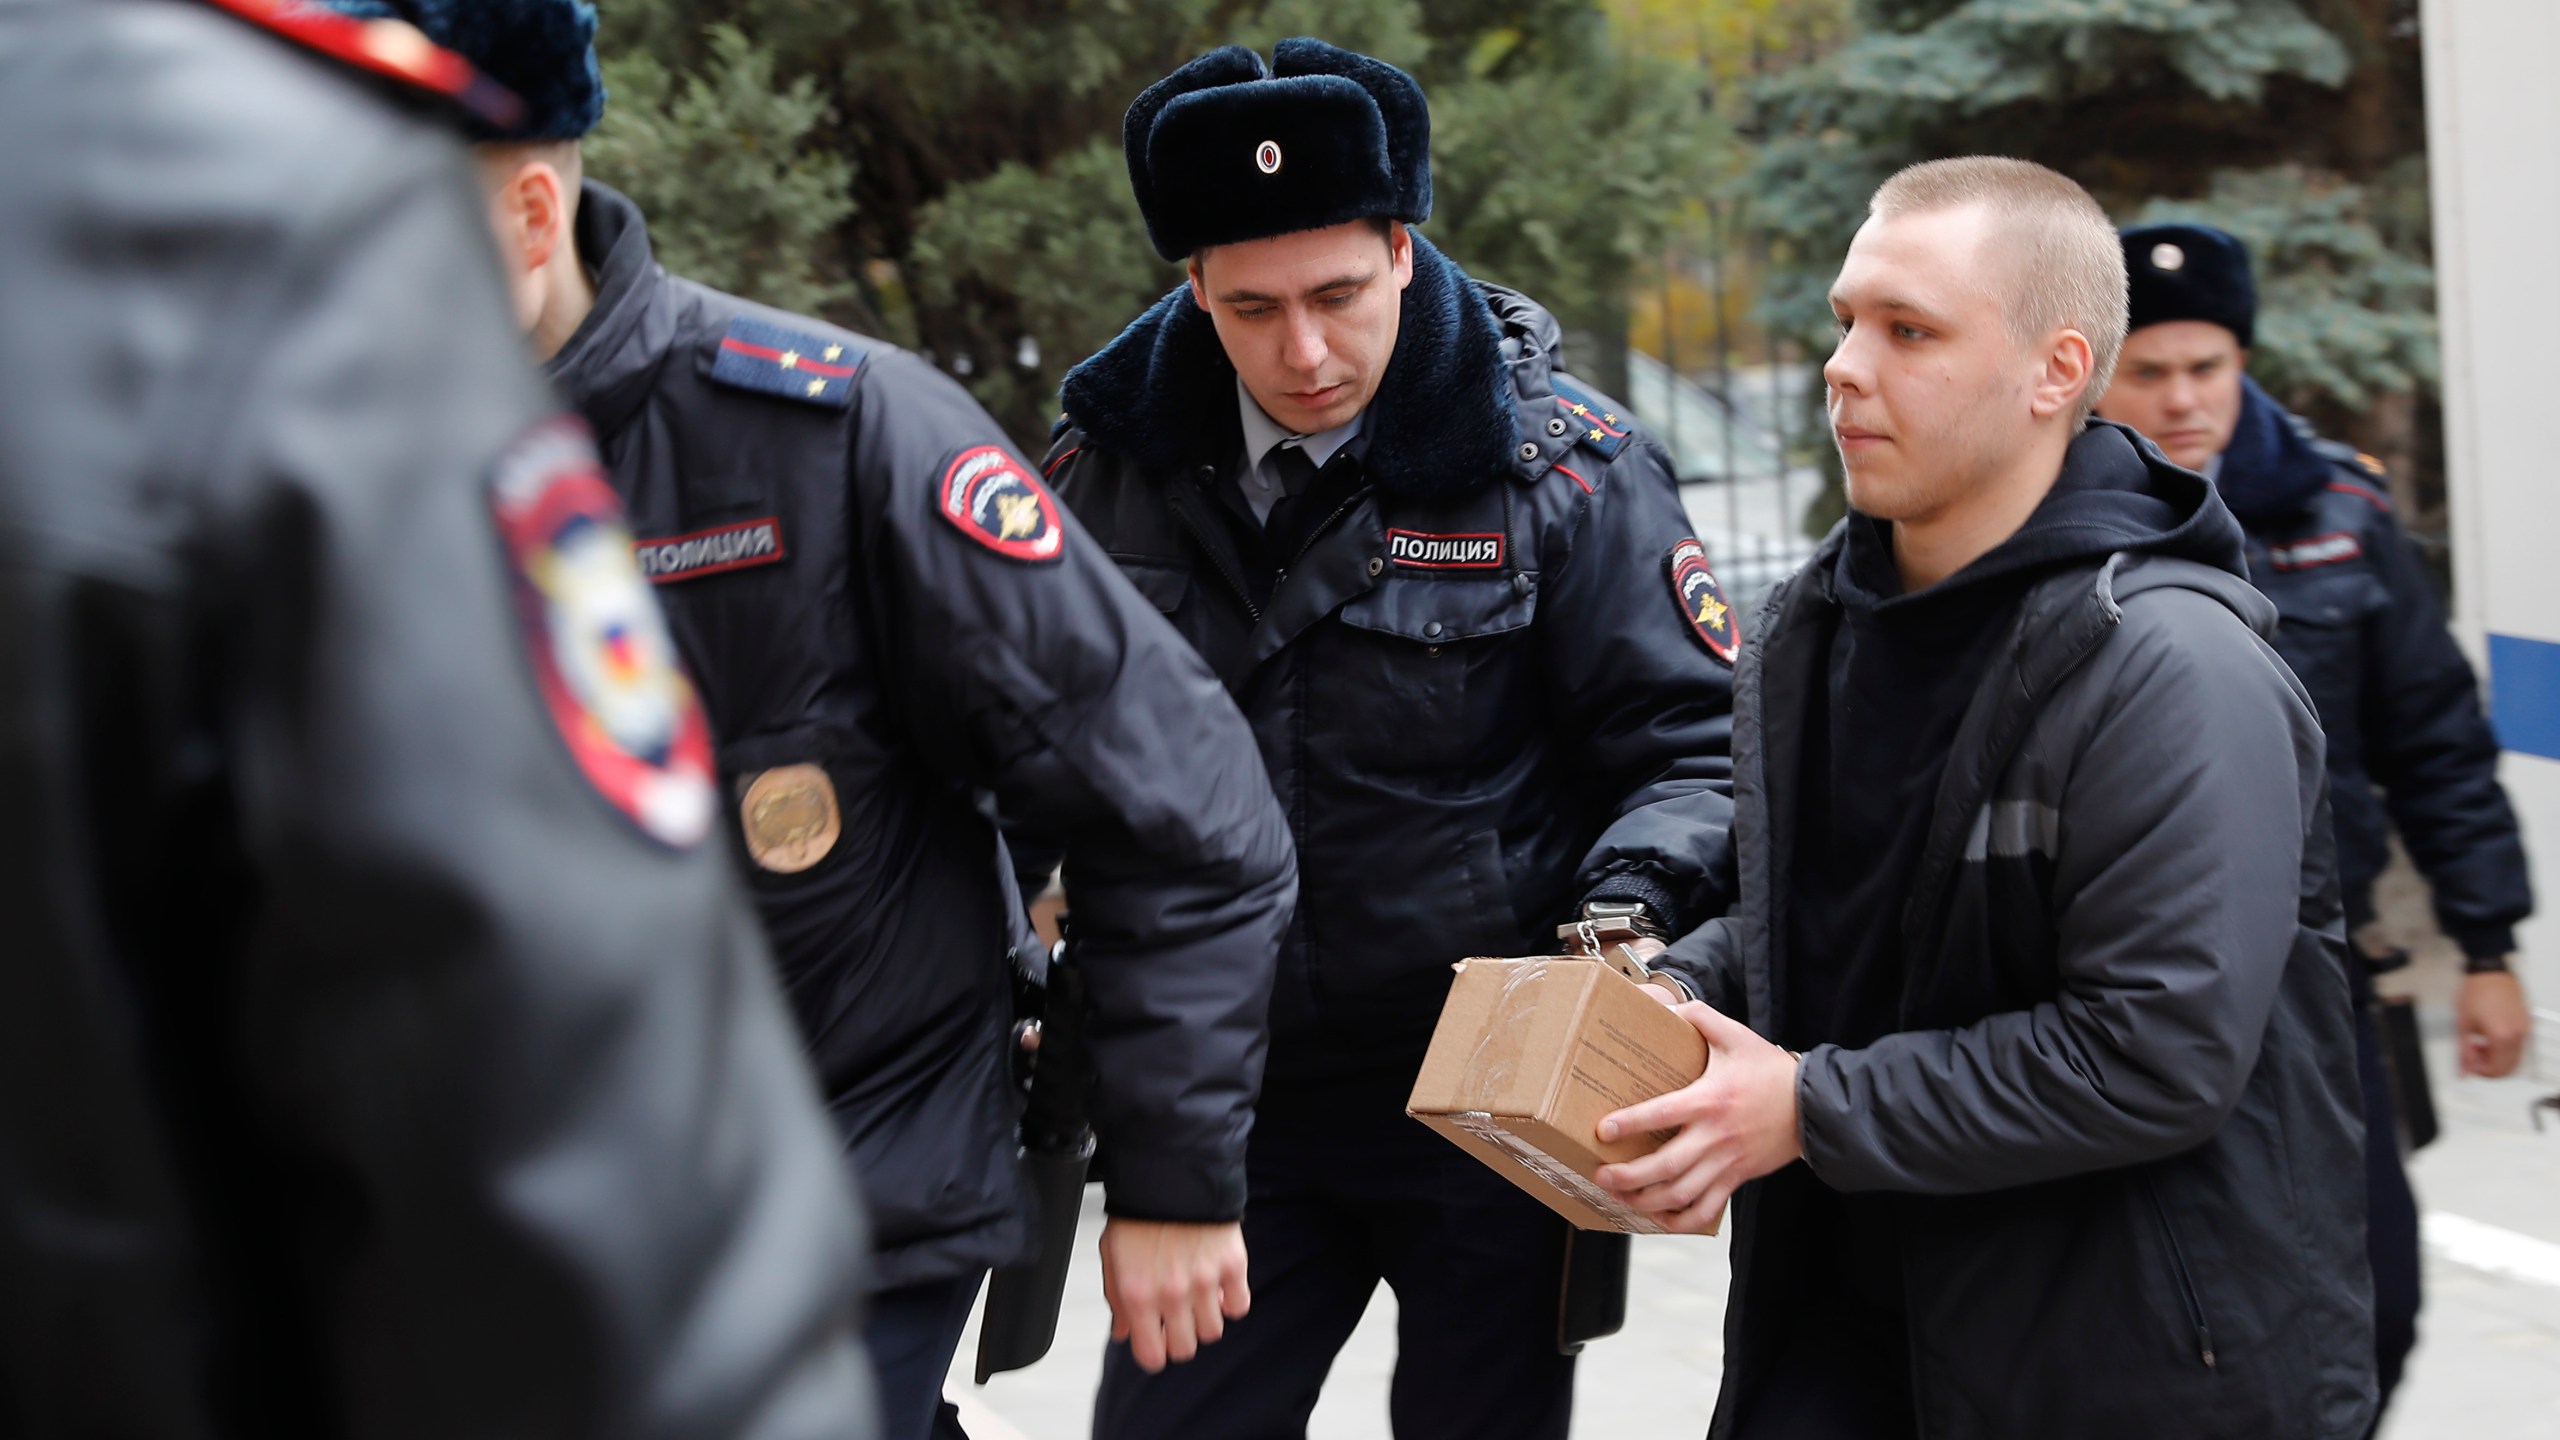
2219,376,2532,958
545,183,1296,1287
1046,235,1737,1084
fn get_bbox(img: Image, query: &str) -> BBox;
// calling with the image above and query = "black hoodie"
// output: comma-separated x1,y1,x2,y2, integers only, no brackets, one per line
1750,422,2245,1436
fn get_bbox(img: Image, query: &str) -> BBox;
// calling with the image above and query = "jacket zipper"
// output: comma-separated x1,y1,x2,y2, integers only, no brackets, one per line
2143,1180,2218,1369
1171,475,1377,623
1280,487,1374,578
1170,470,1262,623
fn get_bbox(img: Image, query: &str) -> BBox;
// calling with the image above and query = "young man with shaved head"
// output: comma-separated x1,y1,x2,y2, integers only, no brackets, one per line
1602,159,2377,1438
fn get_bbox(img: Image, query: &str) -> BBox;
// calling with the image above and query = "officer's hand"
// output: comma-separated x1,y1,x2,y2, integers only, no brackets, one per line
1098,1218,1250,1373
1591,1002,1801,1234
2457,967,2533,1077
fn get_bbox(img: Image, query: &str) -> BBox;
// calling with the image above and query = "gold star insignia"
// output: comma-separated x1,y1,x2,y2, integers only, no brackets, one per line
1603,413,1619,425
1566,401,1590,416
805,378,826,397
822,344,844,363
780,350,800,370
1588,428,1605,441
1696,593,1730,631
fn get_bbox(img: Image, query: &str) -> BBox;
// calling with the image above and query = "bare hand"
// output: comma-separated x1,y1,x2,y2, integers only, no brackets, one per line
1098,1219,1250,1373
2457,967,2532,1077
1592,1001,1802,1233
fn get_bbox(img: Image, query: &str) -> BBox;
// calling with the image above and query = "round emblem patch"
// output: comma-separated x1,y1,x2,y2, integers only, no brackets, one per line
740,764,842,873
2150,242,2186,272
1256,140,1283,175
1667,538,1737,665
938,444,1065,563
489,416,716,847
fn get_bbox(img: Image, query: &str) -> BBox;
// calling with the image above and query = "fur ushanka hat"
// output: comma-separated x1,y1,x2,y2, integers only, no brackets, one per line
2121,222,2258,348
319,0,604,142
1125,38,1433,261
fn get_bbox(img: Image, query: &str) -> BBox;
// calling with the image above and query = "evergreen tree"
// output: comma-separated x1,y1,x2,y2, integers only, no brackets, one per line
586,1,1727,448
1740,0,2440,533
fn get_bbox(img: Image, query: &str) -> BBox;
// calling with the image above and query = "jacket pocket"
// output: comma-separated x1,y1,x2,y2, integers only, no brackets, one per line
1113,557,1190,614
1323,577,1536,774
2144,1178,2219,1370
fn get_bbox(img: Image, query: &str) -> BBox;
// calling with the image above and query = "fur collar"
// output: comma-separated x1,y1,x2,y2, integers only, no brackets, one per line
1060,233,1520,501
2214,376,2334,525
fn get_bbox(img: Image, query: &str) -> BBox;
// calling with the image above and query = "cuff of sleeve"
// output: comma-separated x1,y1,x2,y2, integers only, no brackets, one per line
1655,916,1738,1014
1095,1145,1248,1225
1583,868,1684,938
2445,923,2518,964
1791,1044,1880,1192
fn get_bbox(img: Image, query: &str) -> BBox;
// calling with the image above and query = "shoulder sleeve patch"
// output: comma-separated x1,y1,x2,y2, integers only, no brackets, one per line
706,317,863,409
487,416,717,847
1667,538,1737,664
939,444,1066,563
1550,376,1629,460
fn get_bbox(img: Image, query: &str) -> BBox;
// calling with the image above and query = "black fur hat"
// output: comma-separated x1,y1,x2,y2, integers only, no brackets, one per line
1126,38,1432,261
2121,222,2256,348
320,0,604,142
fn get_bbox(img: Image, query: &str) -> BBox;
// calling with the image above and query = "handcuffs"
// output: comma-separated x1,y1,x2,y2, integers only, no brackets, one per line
1562,900,1695,1001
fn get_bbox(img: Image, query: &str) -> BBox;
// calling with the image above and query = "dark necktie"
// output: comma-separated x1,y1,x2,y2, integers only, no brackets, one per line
1263,443,1327,558
1269,441,1320,502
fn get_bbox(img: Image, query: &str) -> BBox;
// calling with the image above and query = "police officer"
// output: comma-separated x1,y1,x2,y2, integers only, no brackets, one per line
2096,221,2538,1416
0,1,874,1433
320,6,1302,1436
1043,41,1737,1439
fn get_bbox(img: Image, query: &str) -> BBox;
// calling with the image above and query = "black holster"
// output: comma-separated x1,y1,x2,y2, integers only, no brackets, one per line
975,949,1096,1382
1557,1227,1631,1355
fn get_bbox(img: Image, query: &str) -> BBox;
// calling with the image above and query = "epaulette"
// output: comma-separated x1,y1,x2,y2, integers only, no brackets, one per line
705,317,864,410
1548,376,1629,461
2311,437,2394,505
204,0,521,132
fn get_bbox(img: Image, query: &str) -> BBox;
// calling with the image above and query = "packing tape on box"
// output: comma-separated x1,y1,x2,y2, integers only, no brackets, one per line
1457,958,1551,1108
1444,1111,1669,1235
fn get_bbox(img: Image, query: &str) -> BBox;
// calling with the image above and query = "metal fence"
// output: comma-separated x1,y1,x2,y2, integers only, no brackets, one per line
1683,517,1817,634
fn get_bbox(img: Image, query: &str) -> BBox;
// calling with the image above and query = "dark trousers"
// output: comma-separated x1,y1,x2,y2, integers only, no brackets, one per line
1093,1078,1576,1440
865,1274,982,1440
2354,1006,2422,1419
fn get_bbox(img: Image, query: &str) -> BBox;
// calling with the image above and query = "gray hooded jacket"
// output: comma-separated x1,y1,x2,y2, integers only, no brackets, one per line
1662,424,2376,1439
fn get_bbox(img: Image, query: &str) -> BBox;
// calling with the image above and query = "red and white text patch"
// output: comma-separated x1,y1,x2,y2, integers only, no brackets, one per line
634,516,786,583
1386,529,1503,569
2268,532,2363,571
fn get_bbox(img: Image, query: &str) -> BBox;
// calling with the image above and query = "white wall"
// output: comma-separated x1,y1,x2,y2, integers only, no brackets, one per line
2423,0,2560,1001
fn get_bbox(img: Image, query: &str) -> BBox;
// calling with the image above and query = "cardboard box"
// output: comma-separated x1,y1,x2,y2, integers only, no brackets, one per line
1407,957,1711,1234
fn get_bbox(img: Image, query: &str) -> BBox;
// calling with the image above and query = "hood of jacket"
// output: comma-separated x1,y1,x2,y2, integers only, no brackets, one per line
1826,418,2251,618
1060,231,1522,501
2212,374,2334,526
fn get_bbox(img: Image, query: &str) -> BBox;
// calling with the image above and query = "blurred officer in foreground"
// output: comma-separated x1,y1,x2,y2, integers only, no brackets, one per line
1047,40,1736,1439
322,5,1300,1435
1603,159,2375,1438
2096,222,2536,1419
0,0,875,1434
